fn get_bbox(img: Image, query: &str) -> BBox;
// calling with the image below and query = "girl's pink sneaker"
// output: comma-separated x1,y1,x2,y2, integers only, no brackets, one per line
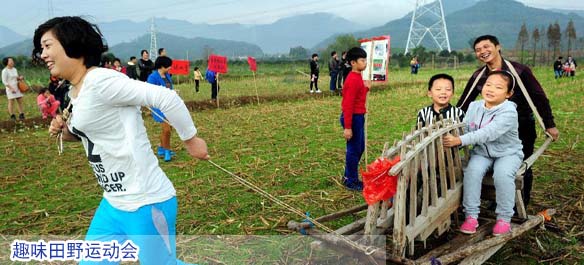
492,219,511,236
460,216,478,234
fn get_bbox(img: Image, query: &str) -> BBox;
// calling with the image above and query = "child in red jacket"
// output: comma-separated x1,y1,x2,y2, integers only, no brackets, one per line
340,47,369,191
36,87,60,119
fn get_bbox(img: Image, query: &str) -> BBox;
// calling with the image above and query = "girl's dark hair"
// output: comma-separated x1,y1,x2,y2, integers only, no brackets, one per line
428,73,454,91
346,47,367,62
2,57,14,66
38,87,49,95
154,56,173,69
33,16,108,68
488,70,516,92
194,67,199,71
113,58,121,63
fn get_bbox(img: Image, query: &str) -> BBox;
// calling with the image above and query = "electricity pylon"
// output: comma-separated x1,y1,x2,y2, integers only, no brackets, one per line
405,0,451,54
149,17,158,61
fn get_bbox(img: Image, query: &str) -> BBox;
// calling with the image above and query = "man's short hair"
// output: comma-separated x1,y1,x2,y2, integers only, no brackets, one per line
33,16,108,68
345,47,367,62
330,51,337,57
311,53,318,58
428,73,454,91
130,56,136,60
158,48,165,55
154,56,172,69
473,35,500,48
141,49,148,56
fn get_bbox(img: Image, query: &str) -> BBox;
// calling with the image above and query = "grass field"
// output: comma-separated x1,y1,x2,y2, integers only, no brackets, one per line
1,63,583,264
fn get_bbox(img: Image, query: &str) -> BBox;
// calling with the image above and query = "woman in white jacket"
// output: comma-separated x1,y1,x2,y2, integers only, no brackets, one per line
35,16,207,265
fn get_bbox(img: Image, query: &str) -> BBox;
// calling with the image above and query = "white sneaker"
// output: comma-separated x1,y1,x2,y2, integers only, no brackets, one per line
315,90,322,93
309,90,314,93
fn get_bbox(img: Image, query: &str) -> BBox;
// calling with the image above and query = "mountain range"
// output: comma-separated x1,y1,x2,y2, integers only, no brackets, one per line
316,0,584,51
1,0,583,59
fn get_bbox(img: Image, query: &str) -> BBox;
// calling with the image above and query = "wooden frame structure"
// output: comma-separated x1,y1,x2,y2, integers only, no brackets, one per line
289,119,554,264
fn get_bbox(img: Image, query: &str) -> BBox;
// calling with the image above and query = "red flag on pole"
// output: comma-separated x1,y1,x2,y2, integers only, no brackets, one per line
247,56,257,72
208,54,228,73
169,60,190,75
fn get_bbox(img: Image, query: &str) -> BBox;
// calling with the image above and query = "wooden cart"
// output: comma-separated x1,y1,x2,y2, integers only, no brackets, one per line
288,119,554,264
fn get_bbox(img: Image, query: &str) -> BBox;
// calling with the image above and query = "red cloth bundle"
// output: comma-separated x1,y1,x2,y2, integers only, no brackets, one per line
361,156,400,205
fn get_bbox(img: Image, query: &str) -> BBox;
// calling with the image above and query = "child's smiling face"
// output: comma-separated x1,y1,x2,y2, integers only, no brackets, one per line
482,74,513,108
428,78,453,108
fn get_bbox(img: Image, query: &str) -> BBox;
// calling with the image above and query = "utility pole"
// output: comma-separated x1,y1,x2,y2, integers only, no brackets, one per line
405,0,451,55
48,0,54,18
149,17,158,61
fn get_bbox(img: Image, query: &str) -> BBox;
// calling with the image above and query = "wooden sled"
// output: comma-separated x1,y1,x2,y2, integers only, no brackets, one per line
288,119,555,264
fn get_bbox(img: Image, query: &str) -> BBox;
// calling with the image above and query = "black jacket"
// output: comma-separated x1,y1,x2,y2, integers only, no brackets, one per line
138,59,154,82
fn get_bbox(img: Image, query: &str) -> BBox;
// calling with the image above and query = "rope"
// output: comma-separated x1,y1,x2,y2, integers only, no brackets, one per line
53,104,380,256
149,106,380,256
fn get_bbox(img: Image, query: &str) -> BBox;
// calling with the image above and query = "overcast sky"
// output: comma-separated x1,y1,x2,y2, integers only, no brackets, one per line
2,0,584,36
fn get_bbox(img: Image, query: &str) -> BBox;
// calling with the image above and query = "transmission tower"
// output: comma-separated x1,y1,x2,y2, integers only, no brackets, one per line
149,18,158,61
405,0,451,55
48,0,54,18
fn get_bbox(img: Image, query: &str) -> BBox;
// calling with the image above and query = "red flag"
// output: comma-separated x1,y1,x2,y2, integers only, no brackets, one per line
208,54,228,73
169,60,190,75
247,56,257,72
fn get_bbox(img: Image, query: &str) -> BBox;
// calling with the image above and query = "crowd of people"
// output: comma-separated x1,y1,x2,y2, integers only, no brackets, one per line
553,55,577,78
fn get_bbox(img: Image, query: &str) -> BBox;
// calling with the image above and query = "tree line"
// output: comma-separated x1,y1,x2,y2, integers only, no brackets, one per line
516,19,579,65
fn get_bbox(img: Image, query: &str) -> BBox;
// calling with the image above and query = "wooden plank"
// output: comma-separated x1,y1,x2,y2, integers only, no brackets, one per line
444,144,456,190
432,210,556,264
427,125,439,206
436,129,448,197
450,124,463,179
314,204,368,223
515,190,527,219
459,243,505,265
389,123,465,175
420,144,430,217
392,161,409,258
377,208,394,229
364,202,381,239
416,220,493,263
409,140,418,228
405,183,462,241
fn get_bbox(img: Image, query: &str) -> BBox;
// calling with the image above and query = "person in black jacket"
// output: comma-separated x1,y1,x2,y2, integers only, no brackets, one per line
138,50,154,82
309,53,321,93
338,51,351,90
126,56,138,80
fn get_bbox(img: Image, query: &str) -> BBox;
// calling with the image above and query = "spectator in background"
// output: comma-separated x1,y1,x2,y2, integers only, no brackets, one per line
205,68,219,102
2,57,25,121
309,53,320,93
147,56,175,162
553,56,563,79
193,66,202,93
126,56,138,80
48,75,70,111
567,56,577,77
112,58,126,74
138,49,154,82
37,87,60,119
338,51,351,90
158,48,167,57
410,56,420,74
329,51,339,93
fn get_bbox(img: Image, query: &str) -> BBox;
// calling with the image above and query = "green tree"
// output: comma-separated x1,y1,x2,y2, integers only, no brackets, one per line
531,27,540,66
288,46,308,59
516,23,529,64
565,19,577,56
324,34,360,62
547,21,561,58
